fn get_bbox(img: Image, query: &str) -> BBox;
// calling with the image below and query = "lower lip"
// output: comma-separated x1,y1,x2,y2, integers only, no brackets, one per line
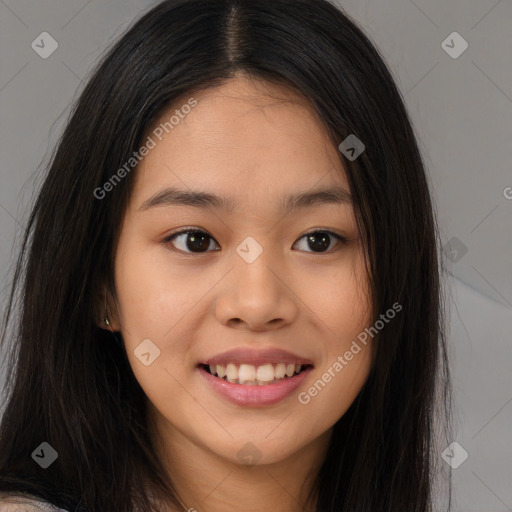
198,366,313,407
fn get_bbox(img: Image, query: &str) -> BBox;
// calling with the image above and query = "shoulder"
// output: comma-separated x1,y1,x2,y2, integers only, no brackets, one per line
0,493,69,511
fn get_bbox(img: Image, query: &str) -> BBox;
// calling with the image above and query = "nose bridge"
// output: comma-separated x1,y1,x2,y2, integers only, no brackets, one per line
234,237,280,303
214,236,297,329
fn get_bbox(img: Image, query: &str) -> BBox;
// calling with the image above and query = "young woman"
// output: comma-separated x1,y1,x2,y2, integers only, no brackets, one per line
0,0,452,510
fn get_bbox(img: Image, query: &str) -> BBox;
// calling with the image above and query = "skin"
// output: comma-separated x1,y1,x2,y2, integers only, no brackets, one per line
102,74,374,512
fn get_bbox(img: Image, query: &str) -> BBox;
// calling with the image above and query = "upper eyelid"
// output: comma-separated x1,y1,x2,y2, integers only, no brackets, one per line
164,227,345,240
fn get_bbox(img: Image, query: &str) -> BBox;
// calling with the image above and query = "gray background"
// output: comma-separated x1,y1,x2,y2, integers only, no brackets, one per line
1,0,511,510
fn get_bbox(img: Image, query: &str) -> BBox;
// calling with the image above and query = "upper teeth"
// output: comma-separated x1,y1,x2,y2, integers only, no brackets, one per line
208,363,303,384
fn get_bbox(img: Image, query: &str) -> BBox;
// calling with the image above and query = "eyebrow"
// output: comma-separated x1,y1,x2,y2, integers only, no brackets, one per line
138,185,352,214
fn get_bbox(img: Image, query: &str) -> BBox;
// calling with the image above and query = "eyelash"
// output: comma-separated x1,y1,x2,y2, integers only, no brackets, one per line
162,228,348,255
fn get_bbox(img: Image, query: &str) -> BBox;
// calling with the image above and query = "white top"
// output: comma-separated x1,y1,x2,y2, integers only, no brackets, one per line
0,492,180,511
0,493,68,511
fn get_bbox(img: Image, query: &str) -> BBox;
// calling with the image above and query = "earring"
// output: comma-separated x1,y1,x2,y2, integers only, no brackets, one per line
104,296,114,332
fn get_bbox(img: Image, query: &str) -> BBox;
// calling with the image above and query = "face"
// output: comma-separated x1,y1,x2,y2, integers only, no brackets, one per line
107,75,373,468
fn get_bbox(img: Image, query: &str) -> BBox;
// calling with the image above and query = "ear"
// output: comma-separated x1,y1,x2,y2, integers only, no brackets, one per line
95,284,122,332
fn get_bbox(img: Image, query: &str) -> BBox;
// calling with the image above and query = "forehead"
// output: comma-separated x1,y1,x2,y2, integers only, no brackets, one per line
132,76,349,204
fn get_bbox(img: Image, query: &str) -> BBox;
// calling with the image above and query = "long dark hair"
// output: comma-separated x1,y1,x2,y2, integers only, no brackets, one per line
0,0,452,510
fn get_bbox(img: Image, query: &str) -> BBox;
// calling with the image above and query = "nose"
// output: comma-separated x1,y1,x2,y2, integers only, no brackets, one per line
214,251,299,331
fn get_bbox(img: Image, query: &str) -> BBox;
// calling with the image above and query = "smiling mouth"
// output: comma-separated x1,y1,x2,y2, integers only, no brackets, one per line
198,362,313,386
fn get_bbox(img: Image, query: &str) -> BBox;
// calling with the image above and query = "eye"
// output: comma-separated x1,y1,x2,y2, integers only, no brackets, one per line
162,228,347,255
293,230,347,253
163,229,220,253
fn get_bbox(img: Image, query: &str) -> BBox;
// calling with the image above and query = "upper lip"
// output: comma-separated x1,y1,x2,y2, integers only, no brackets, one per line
199,348,314,367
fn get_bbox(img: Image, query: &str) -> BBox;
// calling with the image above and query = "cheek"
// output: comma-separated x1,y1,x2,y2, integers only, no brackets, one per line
297,346,372,440
113,245,192,410
112,240,214,395
113,243,200,342
292,248,372,426
298,276,372,426
297,245,372,337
